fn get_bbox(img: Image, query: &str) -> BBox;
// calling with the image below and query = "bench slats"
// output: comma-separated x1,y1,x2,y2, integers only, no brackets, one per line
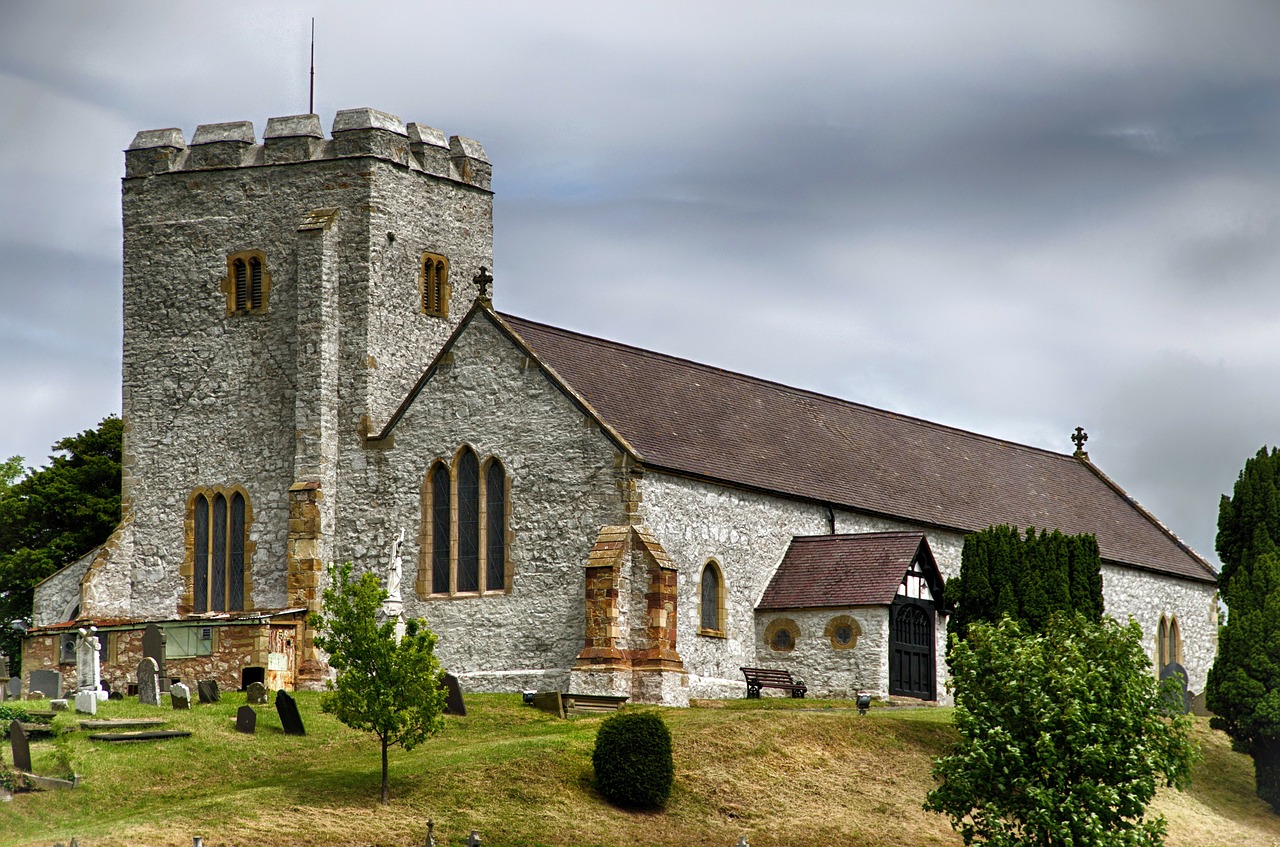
740,666,807,699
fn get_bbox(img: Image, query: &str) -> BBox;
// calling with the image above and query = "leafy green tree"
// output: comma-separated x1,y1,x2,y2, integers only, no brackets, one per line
926,614,1198,847
0,417,122,670
311,562,447,803
0,456,24,496
1207,446,1280,809
947,525,1102,647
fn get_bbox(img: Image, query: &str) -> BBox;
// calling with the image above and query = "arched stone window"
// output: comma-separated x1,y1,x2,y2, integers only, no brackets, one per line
186,487,253,613
420,252,450,317
224,250,270,314
699,560,725,636
1158,614,1184,668
420,447,509,596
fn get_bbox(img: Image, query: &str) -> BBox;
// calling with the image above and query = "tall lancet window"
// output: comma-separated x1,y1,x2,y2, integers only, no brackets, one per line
420,447,511,597
188,488,252,613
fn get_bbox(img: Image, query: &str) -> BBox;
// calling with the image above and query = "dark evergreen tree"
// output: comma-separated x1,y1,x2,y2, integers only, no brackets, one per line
0,417,122,671
948,524,1103,647
1216,446,1280,596
1206,446,1280,810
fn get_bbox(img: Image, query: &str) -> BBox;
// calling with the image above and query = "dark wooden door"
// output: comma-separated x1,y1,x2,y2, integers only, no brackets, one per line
889,600,935,700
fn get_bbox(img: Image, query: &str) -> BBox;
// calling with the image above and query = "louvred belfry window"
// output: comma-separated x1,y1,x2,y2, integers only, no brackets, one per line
225,251,270,315
420,252,449,317
421,447,509,596
190,488,251,613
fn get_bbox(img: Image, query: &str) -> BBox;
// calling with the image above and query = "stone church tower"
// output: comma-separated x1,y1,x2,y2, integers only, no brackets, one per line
96,108,491,684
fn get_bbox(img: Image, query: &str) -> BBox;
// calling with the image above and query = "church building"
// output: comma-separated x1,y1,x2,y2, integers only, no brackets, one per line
23,108,1219,706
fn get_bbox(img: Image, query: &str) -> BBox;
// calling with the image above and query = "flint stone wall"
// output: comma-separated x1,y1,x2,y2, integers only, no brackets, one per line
750,607,890,698
345,315,626,692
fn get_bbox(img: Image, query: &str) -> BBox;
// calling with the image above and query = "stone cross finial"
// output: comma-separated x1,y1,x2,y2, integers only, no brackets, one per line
425,819,436,847
1071,426,1089,457
467,831,482,847
473,266,493,303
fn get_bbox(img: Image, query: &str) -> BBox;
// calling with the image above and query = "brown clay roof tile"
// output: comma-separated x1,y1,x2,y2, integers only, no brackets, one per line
496,312,1216,584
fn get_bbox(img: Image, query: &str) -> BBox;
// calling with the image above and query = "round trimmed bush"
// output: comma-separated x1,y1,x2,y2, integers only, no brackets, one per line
591,710,674,809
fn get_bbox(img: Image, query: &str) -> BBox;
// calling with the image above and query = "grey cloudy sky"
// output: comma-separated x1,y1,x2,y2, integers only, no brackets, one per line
3,1,1279,568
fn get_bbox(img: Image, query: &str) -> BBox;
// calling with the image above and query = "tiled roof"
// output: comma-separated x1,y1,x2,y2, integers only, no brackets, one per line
758,532,935,609
494,312,1216,584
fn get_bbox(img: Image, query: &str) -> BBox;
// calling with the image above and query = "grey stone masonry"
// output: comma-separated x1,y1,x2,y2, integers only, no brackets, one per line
99,107,495,624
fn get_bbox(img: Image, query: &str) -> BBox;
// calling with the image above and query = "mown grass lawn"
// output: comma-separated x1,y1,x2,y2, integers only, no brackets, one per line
2,693,1279,847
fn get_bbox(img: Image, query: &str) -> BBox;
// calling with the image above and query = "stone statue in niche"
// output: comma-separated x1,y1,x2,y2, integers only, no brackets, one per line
386,528,404,604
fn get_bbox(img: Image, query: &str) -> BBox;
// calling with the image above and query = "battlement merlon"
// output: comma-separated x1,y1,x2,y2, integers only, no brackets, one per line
124,107,491,190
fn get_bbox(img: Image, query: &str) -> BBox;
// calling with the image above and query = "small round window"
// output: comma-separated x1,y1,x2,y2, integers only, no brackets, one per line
824,615,861,650
765,618,799,653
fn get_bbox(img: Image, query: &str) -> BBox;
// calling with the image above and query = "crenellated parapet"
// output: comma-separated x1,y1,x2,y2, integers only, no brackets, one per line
125,107,491,190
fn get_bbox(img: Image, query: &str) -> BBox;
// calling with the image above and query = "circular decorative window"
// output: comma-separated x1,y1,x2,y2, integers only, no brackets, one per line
764,618,800,653
824,615,862,650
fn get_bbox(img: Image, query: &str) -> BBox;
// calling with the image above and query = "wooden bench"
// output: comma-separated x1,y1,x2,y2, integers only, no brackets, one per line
740,667,807,699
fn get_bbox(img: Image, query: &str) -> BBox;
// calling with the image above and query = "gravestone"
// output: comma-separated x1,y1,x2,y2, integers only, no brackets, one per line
235,705,256,734
74,690,98,715
246,681,268,705
170,682,191,710
75,628,102,699
142,624,169,694
108,690,124,701
443,673,467,716
197,679,220,704
5,677,19,700
137,657,160,706
28,669,62,699
10,720,31,773
50,698,69,712
1160,661,1192,715
275,690,306,736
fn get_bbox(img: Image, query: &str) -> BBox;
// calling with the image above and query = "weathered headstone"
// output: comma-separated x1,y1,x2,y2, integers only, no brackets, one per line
1160,661,1192,715
108,690,124,700
142,624,169,694
137,657,160,706
10,720,31,773
28,669,62,699
275,690,305,736
74,690,98,715
443,672,467,716
5,677,19,700
170,682,191,710
235,705,256,734
50,698,69,712
197,679,220,704
246,681,268,705
76,629,100,692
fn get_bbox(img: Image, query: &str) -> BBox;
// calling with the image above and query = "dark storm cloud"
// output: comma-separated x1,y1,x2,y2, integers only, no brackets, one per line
4,0,1280,565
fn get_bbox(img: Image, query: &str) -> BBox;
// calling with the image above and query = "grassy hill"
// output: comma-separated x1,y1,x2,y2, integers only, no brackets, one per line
3,692,1280,847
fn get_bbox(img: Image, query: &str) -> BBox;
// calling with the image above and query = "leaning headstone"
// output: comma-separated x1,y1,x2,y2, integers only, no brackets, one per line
28,669,62,699
142,624,169,693
443,672,467,716
275,690,305,736
170,682,191,710
246,681,268,705
235,705,257,734
5,677,19,700
74,690,98,715
197,679,220,704
10,720,32,773
137,657,160,706
1160,661,1192,715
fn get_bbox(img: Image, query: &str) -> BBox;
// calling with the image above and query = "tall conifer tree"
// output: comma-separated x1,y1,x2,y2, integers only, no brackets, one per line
1206,446,1280,810
947,525,1103,647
